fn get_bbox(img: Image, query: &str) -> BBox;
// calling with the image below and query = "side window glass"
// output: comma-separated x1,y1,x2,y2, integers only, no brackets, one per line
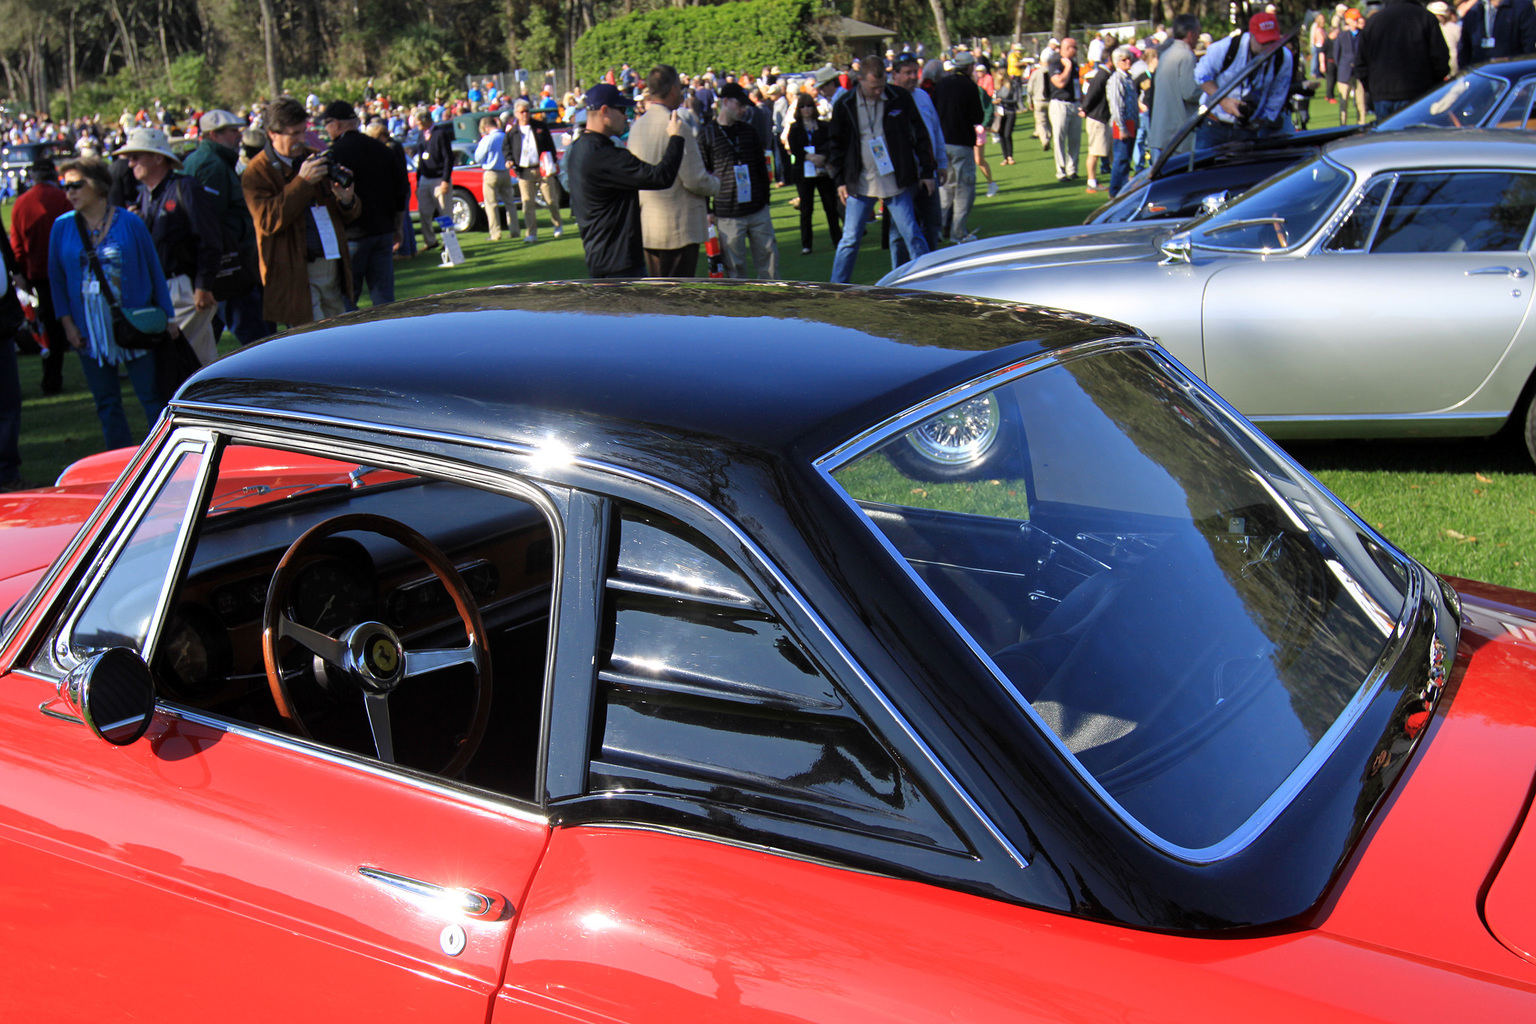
1494,78,1536,128
58,449,204,669
152,443,556,803
591,505,961,847
1324,176,1392,252
1372,171,1536,253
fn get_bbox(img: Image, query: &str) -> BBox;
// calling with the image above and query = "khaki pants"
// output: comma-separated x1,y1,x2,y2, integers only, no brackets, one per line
168,273,219,366
307,258,346,322
481,169,517,240
1048,99,1081,179
717,206,779,280
516,171,563,239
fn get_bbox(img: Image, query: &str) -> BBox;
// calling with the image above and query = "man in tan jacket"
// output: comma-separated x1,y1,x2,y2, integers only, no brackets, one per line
631,64,719,277
243,96,362,326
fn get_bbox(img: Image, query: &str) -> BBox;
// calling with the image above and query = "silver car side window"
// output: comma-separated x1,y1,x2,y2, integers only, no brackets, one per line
1371,171,1536,254
1324,176,1393,252
1494,77,1536,129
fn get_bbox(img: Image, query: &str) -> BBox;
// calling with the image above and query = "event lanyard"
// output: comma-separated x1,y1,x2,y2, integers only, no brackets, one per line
859,93,883,139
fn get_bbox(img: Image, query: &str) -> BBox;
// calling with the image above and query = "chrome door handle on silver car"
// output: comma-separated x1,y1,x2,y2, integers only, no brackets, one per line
1466,266,1529,278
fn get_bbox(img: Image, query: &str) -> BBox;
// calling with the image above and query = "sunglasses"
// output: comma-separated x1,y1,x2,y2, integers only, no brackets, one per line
61,180,89,191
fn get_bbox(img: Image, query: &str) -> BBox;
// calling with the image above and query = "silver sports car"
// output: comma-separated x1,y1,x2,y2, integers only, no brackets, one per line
882,129,1536,464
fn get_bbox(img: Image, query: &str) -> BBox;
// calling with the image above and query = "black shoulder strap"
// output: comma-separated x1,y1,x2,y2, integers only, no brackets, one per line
1220,34,1246,74
73,213,124,314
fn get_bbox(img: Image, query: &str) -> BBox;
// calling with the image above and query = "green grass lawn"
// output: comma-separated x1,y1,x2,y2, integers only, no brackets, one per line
16,93,1536,594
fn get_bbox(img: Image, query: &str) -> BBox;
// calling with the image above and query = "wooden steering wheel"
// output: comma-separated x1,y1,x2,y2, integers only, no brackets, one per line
261,513,492,777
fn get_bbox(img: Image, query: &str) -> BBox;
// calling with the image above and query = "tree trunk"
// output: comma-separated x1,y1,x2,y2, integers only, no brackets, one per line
258,0,281,97
159,6,175,83
107,0,139,75
0,55,17,108
1053,0,1070,41
66,9,76,118
1013,0,1026,43
928,0,951,53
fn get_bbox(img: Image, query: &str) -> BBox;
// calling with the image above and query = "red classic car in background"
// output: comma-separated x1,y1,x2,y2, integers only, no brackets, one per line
405,112,572,233
2,281,1534,1021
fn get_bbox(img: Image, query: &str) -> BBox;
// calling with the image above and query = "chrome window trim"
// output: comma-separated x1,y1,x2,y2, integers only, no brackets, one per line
0,420,174,663
813,342,1425,864
173,401,1031,870
49,432,215,675
1321,173,1396,254
157,699,548,826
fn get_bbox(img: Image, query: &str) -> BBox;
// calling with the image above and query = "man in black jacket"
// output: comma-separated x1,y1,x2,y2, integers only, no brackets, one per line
414,111,456,249
1357,0,1450,119
826,54,937,283
932,52,983,242
700,83,778,278
324,101,409,308
1459,0,1536,69
565,84,686,278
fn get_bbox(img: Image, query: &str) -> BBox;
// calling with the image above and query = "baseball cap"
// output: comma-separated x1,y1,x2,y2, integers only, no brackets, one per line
1427,0,1450,13
1344,7,1361,19
199,109,243,133
320,100,358,123
1249,10,1281,43
717,82,750,105
584,83,635,110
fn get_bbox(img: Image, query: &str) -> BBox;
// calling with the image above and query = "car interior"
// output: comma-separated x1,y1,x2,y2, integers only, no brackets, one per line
48,442,555,803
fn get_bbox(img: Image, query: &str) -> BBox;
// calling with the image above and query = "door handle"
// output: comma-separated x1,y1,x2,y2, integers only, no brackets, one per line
360,866,509,919
1466,266,1529,278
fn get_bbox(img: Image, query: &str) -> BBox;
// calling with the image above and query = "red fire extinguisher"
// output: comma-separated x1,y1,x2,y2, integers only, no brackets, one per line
706,223,725,279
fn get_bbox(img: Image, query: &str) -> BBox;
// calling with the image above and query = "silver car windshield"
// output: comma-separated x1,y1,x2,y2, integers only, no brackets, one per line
826,346,1410,855
1187,158,1353,252
1378,70,1509,130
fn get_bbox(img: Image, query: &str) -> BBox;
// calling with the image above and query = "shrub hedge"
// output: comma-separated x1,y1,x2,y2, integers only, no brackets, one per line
572,0,820,86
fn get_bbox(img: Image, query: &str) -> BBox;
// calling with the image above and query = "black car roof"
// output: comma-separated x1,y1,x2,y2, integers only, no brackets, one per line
177,281,1131,481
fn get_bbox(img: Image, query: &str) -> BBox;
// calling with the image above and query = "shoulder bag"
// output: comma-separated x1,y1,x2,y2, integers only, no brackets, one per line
74,212,170,350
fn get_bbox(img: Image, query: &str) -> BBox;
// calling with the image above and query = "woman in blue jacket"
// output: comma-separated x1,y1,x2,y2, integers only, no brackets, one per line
48,156,178,450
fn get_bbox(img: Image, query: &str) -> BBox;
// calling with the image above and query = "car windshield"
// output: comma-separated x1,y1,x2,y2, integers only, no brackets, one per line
1187,157,1352,251
1378,70,1508,130
827,346,1410,853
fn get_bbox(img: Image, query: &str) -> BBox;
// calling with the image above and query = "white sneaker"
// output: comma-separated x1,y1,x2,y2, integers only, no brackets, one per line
552,226,563,239
1086,178,1099,191
987,181,999,197
523,233,537,244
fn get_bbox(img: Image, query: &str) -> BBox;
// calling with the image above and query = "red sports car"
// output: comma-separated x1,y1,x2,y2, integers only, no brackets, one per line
1,282,1532,1021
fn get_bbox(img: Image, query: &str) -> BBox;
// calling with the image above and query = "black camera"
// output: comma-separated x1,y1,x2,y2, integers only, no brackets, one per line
330,162,354,188
1235,97,1258,124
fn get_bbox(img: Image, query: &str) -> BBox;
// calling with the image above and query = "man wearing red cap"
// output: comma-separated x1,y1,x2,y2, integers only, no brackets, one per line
1193,12,1297,150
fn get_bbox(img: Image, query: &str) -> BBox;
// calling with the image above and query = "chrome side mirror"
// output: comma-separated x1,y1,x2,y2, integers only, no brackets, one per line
57,648,156,746
1199,190,1230,215
1158,231,1193,266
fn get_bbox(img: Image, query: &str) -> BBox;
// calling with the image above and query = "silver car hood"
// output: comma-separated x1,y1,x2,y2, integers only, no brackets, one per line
881,223,1173,287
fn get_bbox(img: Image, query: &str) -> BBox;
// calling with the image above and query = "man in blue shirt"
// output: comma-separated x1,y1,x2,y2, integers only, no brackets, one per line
1194,11,1296,150
474,115,515,241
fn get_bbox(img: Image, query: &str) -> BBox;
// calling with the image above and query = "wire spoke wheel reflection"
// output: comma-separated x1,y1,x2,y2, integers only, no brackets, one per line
904,394,1002,466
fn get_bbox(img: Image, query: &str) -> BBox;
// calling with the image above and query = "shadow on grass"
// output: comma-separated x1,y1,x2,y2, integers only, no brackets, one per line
1280,430,1534,477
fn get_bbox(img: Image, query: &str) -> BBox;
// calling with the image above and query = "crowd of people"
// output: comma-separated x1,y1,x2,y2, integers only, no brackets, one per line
0,1,1507,486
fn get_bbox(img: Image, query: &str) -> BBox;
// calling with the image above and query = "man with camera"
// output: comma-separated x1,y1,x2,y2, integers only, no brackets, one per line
323,100,408,308
242,95,361,327
1194,12,1297,151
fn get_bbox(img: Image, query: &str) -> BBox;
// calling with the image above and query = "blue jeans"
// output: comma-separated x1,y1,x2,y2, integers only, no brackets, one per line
1373,99,1411,118
220,285,274,346
1195,116,1294,152
347,232,397,309
891,185,942,271
1131,117,1149,172
833,189,928,284
78,350,165,451
1110,136,1135,197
